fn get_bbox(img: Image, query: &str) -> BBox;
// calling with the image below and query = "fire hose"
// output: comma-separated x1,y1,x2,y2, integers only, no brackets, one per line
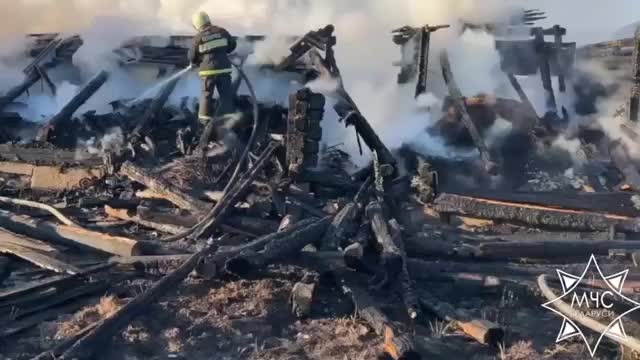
160,60,261,243
537,274,640,353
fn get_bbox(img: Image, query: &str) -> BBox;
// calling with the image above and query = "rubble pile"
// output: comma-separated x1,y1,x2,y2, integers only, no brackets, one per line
2,11,640,360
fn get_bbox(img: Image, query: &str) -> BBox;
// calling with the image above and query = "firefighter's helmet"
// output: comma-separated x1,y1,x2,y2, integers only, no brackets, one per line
192,11,211,31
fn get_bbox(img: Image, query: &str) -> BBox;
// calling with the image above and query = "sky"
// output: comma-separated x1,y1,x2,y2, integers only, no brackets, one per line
533,0,640,45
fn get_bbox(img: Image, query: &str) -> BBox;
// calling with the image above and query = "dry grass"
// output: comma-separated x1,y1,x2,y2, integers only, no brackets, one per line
500,341,541,360
163,327,183,353
252,318,377,360
55,295,122,340
429,320,453,338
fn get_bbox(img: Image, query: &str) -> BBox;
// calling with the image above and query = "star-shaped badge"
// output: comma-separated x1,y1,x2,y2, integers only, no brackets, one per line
542,255,640,357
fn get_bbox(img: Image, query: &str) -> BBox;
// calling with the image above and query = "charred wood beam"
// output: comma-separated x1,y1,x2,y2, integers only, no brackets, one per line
417,289,503,346
0,210,143,257
32,323,97,360
609,139,640,190
433,193,640,232
1,294,100,339
136,206,278,237
120,161,208,213
389,219,419,320
224,216,331,275
440,51,497,174
131,76,180,142
37,70,109,143
337,109,397,169
0,280,107,323
551,25,567,93
415,25,449,98
630,26,640,122
532,27,558,114
0,263,111,306
274,25,335,72
507,73,539,121
0,72,41,111
0,228,81,274
366,201,402,277
448,189,640,217
104,206,185,235
307,46,396,170
320,177,372,250
471,240,640,260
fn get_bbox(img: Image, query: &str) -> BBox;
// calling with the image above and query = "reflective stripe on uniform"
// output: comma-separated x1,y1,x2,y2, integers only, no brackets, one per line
198,38,229,53
198,68,232,77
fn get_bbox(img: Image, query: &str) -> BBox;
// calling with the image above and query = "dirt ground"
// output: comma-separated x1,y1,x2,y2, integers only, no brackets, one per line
1,258,637,360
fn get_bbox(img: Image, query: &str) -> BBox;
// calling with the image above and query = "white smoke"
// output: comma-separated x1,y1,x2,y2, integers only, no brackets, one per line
4,0,616,166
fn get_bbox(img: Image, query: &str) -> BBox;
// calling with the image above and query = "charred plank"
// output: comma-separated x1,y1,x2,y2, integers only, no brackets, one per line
433,193,640,232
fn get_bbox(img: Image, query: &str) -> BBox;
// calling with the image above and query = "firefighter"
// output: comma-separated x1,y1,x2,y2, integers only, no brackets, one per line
188,11,237,125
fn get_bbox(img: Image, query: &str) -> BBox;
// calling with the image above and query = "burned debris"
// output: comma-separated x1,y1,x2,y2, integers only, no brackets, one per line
1,9,640,360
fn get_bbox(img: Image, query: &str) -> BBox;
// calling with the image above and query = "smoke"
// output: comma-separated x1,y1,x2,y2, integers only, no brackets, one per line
0,0,569,165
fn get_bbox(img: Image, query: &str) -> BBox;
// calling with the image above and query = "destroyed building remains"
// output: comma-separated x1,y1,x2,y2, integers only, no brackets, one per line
2,3,640,360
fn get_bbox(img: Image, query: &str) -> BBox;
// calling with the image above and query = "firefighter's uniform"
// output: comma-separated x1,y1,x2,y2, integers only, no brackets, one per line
188,12,237,124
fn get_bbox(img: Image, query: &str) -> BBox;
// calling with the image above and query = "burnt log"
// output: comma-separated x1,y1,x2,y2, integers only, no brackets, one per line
433,193,640,232
440,51,497,174
37,70,109,143
320,177,371,250
366,201,403,277
224,216,331,275
472,240,640,259
389,219,419,320
417,289,504,346
0,72,41,111
0,264,111,305
0,281,107,324
32,324,97,360
0,209,143,257
120,161,208,213
136,206,278,236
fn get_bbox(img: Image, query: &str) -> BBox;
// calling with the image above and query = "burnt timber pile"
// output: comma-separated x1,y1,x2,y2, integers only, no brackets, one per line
2,14,640,360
